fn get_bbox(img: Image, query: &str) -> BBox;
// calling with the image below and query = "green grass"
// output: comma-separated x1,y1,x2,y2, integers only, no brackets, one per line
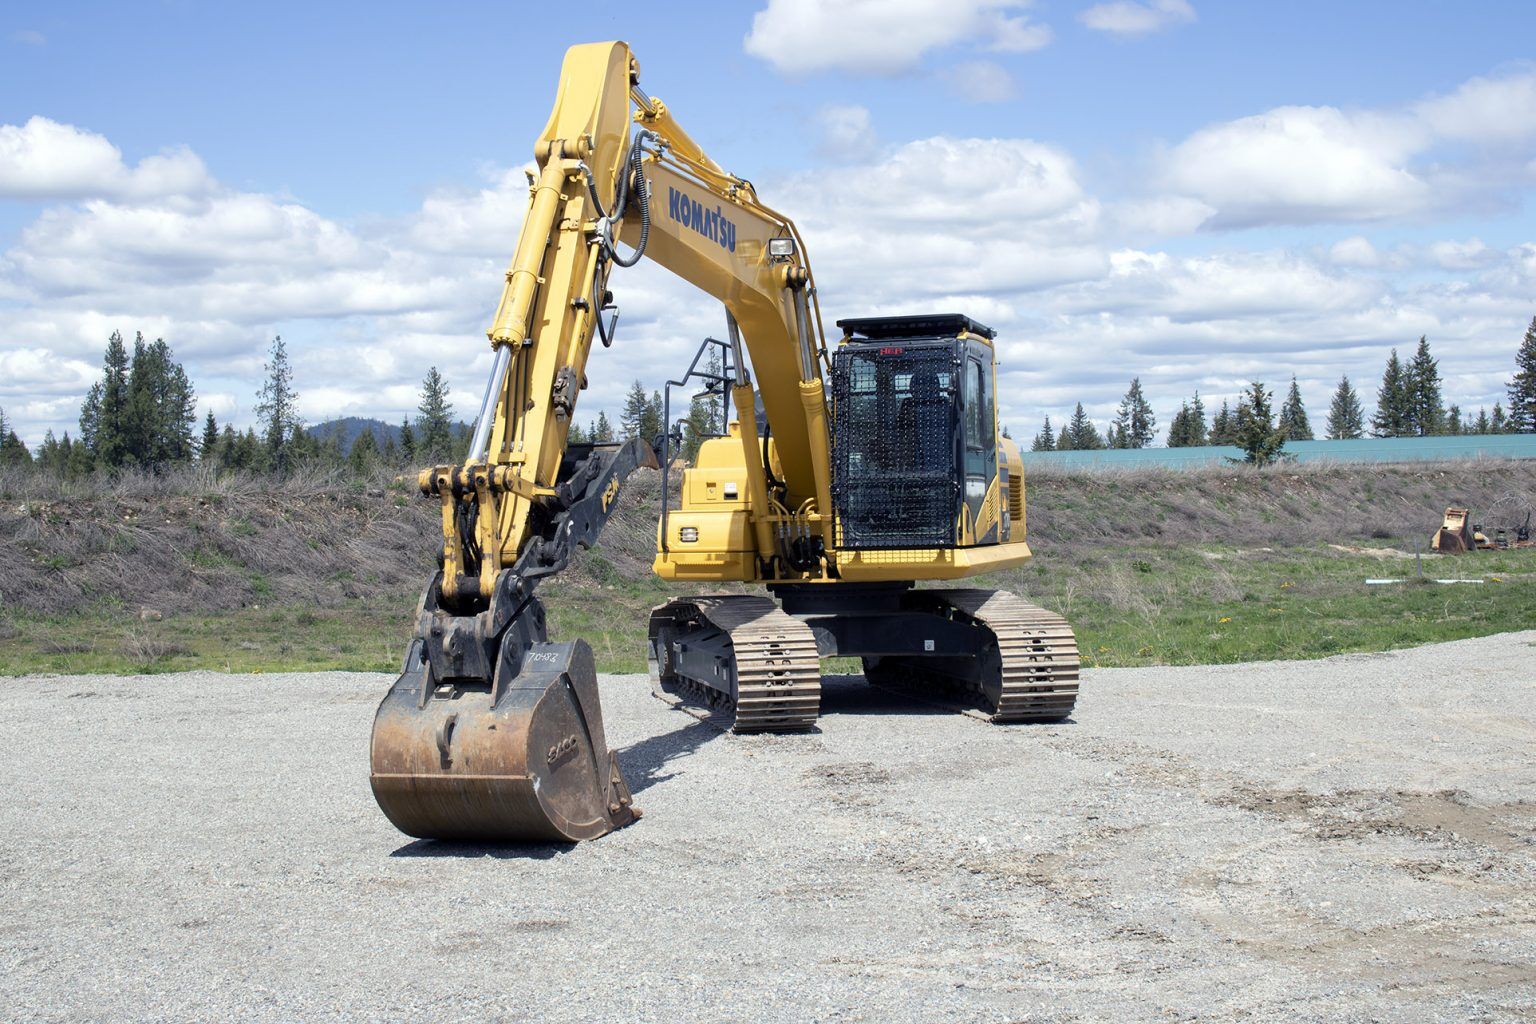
0,603,411,676
1,543,1530,677
1036,544,1535,668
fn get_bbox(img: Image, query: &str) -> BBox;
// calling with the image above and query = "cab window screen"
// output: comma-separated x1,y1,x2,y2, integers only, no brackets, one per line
831,345,960,549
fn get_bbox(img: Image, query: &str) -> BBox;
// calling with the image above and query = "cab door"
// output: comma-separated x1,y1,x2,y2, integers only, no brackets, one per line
961,342,999,545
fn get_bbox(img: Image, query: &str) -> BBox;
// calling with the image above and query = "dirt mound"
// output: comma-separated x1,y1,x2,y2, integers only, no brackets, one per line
2,460,1531,619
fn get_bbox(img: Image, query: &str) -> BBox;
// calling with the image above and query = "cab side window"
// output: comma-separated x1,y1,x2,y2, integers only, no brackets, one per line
965,358,993,450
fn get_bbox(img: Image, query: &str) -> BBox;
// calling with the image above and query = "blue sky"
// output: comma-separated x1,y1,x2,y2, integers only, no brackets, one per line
2,0,1534,445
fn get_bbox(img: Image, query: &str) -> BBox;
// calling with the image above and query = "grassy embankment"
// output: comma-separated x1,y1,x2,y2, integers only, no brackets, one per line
1,460,1532,675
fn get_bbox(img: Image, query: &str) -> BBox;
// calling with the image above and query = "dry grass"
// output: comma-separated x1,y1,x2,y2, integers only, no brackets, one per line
1023,458,1536,548
1,458,1533,674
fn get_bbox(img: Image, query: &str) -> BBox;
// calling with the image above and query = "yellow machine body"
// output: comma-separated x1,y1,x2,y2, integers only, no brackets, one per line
369,41,1078,847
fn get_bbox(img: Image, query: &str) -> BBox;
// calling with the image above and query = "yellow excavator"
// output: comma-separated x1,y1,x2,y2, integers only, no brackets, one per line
369,41,1080,843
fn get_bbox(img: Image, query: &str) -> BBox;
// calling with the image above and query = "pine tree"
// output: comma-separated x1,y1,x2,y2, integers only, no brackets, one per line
0,407,31,467
1169,392,1208,447
414,366,456,462
66,432,93,476
1167,403,1191,447
1055,424,1073,451
1277,376,1314,441
1233,381,1285,465
1491,403,1508,433
79,330,133,467
381,431,400,464
1031,416,1056,452
567,421,589,444
1111,378,1156,448
1188,391,1208,446
1445,405,1463,435
216,424,240,467
123,334,197,465
398,417,416,461
1209,400,1235,445
1508,315,1536,433
39,429,77,474
1405,335,1444,436
1326,375,1364,439
36,429,63,472
348,428,379,474
645,390,664,444
593,410,615,442
1371,349,1412,437
1472,408,1490,435
682,394,715,463
1066,403,1103,450
0,430,31,467
289,422,324,467
238,427,266,471
255,335,301,472
200,411,220,459
621,381,651,441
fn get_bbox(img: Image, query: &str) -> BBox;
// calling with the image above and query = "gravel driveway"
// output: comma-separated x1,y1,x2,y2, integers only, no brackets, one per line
4,632,1535,1023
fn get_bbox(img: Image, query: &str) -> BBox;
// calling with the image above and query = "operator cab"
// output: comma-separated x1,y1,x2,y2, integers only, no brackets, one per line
830,314,1004,550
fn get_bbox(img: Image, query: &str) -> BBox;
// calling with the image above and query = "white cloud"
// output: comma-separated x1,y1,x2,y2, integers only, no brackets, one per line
1328,236,1380,267
1154,69,1536,229
1106,195,1214,237
1160,106,1429,226
407,166,532,256
0,117,213,201
1425,237,1498,270
986,15,1053,52
943,60,1017,103
1414,68,1536,144
785,135,1089,226
813,104,878,159
1,113,1531,451
743,0,1049,75
1079,0,1195,36
11,29,45,46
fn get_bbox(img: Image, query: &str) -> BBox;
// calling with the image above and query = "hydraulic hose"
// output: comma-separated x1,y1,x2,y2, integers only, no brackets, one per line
607,142,649,268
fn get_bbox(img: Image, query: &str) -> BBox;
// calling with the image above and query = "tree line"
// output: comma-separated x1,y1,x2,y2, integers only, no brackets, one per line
577,348,729,463
6,318,1533,475
4,333,468,476
2,332,723,476
1029,319,1536,455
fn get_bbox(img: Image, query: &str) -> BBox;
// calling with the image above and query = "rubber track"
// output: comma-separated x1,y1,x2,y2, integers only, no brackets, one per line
648,595,821,732
933,588,1080,722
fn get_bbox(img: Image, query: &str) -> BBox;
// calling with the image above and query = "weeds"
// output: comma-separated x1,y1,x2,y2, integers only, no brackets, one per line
121,628,188,671
1,459,1533,676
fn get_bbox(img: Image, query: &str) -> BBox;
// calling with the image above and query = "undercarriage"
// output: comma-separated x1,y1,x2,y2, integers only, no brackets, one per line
647,584,1080,731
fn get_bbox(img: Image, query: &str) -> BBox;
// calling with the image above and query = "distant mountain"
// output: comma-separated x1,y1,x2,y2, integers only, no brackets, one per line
308,417,399,450
308,416,475,452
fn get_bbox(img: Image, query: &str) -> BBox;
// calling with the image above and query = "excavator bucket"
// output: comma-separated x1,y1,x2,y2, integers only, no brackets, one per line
1431,507,1474,554
370,637,637,843
370,439,658,843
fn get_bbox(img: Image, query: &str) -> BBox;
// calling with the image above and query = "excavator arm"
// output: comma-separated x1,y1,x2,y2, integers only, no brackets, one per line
434,41,836,606
370,41,838,843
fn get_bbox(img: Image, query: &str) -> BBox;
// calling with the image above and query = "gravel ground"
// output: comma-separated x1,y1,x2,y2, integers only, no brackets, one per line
4,632,1535,1023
